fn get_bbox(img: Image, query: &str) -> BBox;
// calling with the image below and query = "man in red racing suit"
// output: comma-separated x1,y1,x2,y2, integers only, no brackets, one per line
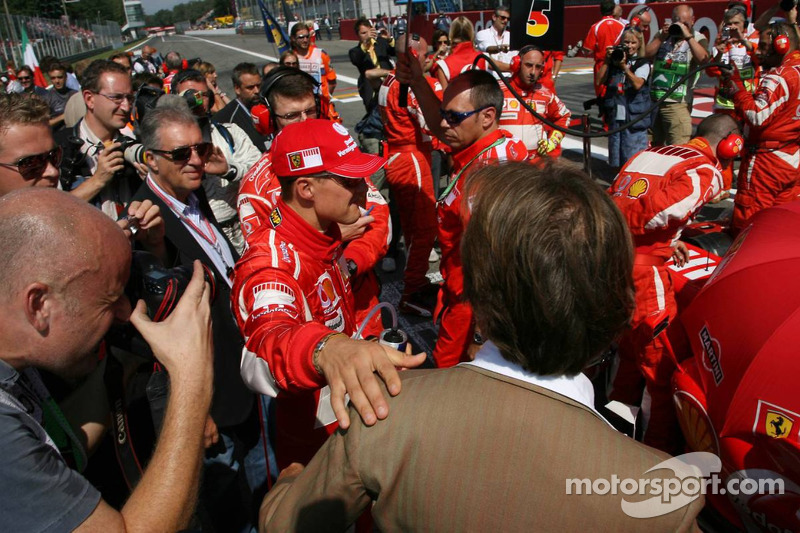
238,70,390,336
377,35,443,316
500,46,570,161
396,59,528,367
727,24,800,233
608,114,741,453
232,120,425,469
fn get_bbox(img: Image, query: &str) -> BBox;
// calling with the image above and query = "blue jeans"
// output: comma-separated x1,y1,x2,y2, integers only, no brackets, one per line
609,121,649,168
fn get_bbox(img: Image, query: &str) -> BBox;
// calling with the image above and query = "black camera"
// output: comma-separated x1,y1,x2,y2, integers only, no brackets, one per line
610,45,627,63
781,0,798,12
127,251,217,322
669,23,685,37
721,25,732,41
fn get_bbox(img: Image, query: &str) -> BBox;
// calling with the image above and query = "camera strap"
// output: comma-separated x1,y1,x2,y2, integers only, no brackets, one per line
104,349,145,489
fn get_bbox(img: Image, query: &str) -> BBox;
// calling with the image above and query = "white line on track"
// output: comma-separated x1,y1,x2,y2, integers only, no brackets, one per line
182,34,359,85
125,36,155,52
562,137,609,161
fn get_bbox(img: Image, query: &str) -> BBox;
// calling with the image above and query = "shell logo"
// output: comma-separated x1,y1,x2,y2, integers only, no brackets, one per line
627,178,649,199
674,390,719,455
316,272,340,309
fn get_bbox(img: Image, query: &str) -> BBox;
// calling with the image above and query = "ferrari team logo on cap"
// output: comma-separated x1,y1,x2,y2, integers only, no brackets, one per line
287,148,323,172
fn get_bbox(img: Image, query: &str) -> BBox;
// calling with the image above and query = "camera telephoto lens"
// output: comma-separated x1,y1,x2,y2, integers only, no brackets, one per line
668,23,684,37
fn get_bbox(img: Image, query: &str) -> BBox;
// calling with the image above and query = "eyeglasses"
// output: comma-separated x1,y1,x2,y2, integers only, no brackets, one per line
0,146,62,180
295,33,310,39
275,105,318,121
96,92,135,106
150,142,213,162
440,105,493,126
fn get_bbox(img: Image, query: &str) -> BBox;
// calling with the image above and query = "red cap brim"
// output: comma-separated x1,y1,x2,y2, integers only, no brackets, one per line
328,152,387,178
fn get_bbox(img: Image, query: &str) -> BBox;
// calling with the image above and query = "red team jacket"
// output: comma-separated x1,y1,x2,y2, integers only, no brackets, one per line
237,151,390,335
610,138,724,259
437,129,528,309
232,200,356,466
379,73,441,149
499,75,571,156
435,41,486,82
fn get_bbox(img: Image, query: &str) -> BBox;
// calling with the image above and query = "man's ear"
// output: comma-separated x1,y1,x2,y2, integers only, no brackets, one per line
83,89,94,111
294,177,316,201
481,107,498,129
23,282,53,335
144,151,158,175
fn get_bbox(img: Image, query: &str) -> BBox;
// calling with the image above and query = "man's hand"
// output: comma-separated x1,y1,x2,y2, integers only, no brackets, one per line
338,214,374,242
674,21,693,40
120,199,166,246
94,142,125,186
203,415,219,449
276,462,304,482
315,335,427,429
395,48,422,86
204,145,230,176
672,241,690,267
129,261,214,388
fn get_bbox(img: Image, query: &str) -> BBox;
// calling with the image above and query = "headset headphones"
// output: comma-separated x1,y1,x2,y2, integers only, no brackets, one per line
252,66,327,136
510,44,543,74
716,130,744,160
767,22,792,55
162,57,189,75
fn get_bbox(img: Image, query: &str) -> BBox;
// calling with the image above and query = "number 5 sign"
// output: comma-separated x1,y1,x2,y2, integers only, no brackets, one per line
510,0,564,51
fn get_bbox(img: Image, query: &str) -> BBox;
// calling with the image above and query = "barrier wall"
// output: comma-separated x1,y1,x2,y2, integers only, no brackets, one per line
339,1,733,51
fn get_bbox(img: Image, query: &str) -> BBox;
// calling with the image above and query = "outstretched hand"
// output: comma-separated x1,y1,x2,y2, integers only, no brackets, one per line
315,335,427,430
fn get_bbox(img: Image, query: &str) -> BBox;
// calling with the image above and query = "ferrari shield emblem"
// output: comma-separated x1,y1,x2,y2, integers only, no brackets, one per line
289,152,304,170
766,411,794,439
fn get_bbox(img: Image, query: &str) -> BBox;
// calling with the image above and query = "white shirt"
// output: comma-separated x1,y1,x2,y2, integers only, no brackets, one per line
146,175,236,287
474,26,516,64
462,341,613,426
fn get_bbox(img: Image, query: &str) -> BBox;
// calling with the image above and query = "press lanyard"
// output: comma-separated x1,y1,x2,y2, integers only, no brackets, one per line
147,176,234,279
438,138,504,203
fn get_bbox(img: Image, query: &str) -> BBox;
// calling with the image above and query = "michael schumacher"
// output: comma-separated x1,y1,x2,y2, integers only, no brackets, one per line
232,120,425,468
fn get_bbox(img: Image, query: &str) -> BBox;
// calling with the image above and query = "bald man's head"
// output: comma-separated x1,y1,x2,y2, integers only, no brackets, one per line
0,188,129,301
397,34,429,67
695,113,740,146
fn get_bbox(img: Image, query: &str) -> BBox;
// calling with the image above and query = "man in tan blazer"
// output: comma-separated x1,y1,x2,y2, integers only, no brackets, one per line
258,162,704,532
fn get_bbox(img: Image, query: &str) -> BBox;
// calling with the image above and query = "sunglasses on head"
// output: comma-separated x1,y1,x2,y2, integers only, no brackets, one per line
440,105,493,126
150,142,213,162
0,146,62,180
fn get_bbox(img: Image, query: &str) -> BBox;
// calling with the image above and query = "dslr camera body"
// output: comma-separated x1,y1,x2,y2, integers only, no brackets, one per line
610,44,628,64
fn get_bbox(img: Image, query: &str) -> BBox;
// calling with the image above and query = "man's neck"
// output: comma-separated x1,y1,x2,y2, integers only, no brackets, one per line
150,174,191,204
493,24,505,36
84,112,116,143
294,45,309,56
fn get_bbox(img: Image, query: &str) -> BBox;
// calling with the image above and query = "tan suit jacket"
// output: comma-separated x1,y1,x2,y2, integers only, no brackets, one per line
260,365,703,532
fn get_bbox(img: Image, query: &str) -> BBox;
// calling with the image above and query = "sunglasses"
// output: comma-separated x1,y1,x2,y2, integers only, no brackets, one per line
496,15,509,20
96,92,135,106
313,172,364,189
440,105,493,126
17,76,31,81
295,34,310,39
275,105,318,121
0,146,62,180
438,39,450,45
150,142,213,162
282,61,299,67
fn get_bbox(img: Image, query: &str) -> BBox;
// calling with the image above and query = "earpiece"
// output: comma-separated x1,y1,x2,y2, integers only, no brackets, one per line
774,33,791,55
510,55,520,74
717,132,744,160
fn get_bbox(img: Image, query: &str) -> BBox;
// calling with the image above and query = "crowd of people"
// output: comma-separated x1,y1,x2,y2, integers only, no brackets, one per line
1,0,799,529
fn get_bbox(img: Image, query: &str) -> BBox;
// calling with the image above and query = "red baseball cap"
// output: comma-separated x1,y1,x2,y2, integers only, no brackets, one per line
270,119,386,179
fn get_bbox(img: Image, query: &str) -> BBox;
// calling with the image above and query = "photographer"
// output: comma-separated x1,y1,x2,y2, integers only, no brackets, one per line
645,4,710,146
55,60,145,220
349,17,395,112
597,29,651,170
707,7,757,197
0,188,213,532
